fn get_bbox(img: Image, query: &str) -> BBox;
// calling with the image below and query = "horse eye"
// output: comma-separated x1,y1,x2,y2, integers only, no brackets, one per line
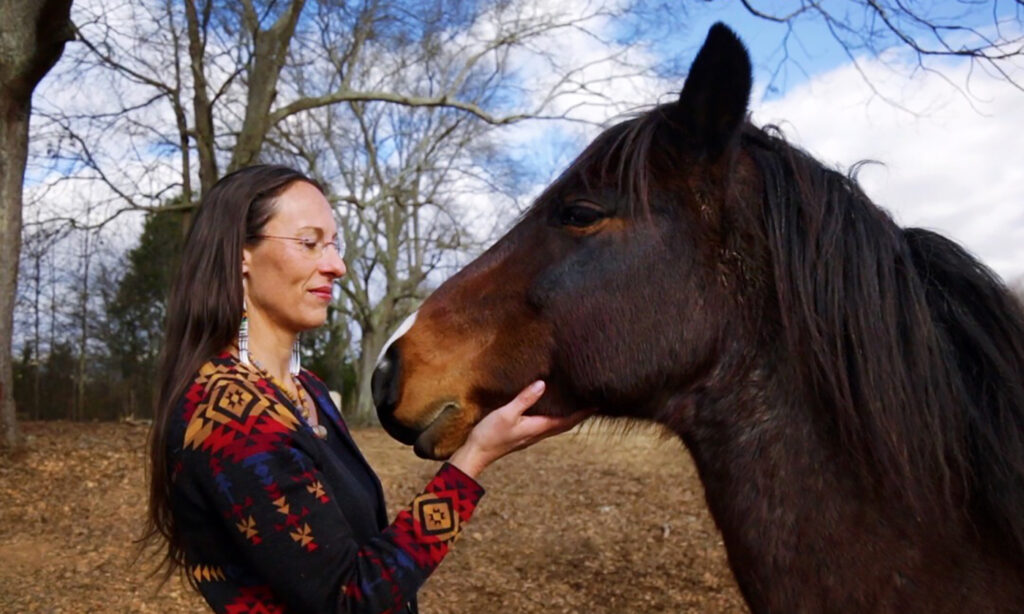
558,204,605,228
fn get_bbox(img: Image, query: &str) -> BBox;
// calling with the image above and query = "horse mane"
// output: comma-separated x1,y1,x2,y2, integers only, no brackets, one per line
742,124,1024,557
555,107,1024,557
902,227,1024,554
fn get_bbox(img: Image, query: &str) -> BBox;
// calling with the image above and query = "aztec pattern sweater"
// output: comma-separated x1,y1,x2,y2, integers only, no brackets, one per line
167,353,484,614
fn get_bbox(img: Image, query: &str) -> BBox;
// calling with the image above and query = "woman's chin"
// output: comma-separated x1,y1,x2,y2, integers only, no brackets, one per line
294,309,329,332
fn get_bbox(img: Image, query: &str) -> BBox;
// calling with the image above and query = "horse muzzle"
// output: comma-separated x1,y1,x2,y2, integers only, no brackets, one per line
372,344,418,444
373,340,479,459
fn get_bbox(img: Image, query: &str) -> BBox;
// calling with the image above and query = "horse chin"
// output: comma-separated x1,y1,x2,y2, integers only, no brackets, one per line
411,402,477,460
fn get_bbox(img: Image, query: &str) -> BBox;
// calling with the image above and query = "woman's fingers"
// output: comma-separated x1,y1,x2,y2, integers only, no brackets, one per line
497,380,546,418
452,381,596,478
493,381,594,439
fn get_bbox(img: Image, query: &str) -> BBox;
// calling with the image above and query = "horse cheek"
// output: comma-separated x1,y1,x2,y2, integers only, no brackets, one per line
538,233,680,403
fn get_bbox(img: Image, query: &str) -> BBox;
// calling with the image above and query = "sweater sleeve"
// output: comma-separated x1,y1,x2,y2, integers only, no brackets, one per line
176,373,484,614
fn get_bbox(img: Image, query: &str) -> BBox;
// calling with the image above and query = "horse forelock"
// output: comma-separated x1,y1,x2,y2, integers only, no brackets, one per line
742,123,1024,555
530,105,679,221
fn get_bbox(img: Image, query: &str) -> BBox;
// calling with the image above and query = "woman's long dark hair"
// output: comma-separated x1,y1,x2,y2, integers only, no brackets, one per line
142,164,322,581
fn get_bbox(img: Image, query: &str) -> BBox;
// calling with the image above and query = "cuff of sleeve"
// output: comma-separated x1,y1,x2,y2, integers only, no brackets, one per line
408,462,486,545
430,462,485,517
437,462,485,495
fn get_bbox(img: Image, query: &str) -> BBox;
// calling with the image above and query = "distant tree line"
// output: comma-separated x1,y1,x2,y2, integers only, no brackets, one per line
12,201,357,421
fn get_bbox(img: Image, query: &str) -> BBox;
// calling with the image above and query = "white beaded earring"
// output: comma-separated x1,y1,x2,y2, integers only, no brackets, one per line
289,335,301,375
238,300,250,366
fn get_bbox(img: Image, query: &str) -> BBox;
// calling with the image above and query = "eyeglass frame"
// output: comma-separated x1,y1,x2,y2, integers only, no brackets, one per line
248,233,344,258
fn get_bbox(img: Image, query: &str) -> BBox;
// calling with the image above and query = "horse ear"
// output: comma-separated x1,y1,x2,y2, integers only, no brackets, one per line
672,23,752,158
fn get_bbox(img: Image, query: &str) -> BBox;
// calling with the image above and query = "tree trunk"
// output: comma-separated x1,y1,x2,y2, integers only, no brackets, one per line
352,327,385,426
0,0,74,448
0,96,28,447
183,0,217,196
227,0,306,173
31,245,41,420
74,228,92,420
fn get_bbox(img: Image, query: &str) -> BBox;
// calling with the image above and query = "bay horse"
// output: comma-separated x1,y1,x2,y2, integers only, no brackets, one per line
372,24,1024,612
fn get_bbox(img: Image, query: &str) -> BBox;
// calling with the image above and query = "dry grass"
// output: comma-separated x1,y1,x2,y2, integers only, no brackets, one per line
0,421,746,613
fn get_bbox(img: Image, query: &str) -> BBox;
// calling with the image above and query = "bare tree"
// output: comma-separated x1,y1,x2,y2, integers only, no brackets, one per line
282,97,499,421
36,0,664,220
15,223,67,420
70,219,105,420
32,0,200,223
0,0,74,448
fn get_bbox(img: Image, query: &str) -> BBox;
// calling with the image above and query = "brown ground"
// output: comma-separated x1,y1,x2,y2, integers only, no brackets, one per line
0,421,746,613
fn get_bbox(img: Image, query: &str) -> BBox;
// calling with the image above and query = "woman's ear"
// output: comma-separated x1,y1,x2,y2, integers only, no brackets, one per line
241,255,250,306
242,246,252,276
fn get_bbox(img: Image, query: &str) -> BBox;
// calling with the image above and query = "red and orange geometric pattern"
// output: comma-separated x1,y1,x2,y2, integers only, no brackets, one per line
170,354,485,614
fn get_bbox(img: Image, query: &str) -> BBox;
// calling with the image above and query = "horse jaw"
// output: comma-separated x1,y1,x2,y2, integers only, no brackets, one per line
409,401,480,459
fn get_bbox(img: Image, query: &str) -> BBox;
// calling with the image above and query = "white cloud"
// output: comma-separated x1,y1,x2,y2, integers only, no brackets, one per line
751,53,1024,284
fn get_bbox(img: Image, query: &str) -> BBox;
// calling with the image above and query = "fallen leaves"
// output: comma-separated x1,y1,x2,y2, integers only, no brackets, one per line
0,421,747,613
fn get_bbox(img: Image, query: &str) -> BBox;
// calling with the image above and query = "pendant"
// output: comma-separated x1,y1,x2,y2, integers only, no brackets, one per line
312,424,328,439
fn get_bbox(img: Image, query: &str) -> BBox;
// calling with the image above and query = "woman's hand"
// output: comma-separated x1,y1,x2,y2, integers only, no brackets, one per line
448,381,593,479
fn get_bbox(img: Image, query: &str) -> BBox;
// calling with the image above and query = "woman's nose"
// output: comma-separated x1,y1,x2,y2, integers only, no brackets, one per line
321,247,346,278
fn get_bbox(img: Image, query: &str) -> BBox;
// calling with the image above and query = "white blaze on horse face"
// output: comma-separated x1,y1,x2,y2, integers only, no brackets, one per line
377,311,418,366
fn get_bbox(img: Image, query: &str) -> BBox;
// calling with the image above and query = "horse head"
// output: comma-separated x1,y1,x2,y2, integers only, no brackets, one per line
372,24,761,459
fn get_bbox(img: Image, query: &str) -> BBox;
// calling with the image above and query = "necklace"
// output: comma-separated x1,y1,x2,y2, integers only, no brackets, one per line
245,354,328,440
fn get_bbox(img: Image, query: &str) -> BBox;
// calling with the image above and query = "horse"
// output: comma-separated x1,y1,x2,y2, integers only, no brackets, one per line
371,23,1024,612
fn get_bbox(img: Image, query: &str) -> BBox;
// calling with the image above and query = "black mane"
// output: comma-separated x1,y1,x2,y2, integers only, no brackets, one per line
745,124,1024,556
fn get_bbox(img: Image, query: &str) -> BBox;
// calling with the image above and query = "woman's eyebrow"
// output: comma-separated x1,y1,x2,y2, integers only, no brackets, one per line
293,226,339,239
293,225,326,235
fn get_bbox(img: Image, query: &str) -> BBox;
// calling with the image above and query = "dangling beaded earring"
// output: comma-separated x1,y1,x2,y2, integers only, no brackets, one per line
289,334,301,376
238,301,251,366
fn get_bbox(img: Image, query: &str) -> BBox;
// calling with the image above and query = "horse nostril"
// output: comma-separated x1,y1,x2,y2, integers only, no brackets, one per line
372,345,401,410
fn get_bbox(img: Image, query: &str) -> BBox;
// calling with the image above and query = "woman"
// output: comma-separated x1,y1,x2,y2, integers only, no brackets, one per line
144,165,589,613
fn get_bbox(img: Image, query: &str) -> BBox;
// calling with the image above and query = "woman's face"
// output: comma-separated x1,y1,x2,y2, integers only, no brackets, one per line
242,180,346,336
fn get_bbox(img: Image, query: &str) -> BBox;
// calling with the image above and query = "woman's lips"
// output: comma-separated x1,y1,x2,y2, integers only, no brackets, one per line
309,286,333,300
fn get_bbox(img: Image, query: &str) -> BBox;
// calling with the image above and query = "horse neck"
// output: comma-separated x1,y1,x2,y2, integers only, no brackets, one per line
671,373,861,562
665,365,1020,613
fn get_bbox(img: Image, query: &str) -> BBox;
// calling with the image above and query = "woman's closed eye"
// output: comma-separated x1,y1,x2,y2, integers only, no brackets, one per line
298,237,320,253
252,233,343,256
299,236,343,255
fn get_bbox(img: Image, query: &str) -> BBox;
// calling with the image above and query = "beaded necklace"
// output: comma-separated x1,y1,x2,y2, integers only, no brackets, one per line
246,354,328,440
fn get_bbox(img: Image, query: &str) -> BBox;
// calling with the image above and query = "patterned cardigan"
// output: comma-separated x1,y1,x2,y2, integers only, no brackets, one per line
167,353,484,613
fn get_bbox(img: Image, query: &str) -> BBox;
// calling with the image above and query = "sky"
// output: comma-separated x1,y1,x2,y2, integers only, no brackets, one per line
505,1,1024,284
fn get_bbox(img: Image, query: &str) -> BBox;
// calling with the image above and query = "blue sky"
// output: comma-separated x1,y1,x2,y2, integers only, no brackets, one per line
659,2,847,95
662,0,1023,97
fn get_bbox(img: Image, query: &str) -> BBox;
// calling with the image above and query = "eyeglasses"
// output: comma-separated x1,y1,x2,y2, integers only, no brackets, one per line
250,234,344,258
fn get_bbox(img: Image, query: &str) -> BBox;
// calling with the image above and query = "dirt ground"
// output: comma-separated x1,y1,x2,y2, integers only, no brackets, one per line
0,421,747,613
